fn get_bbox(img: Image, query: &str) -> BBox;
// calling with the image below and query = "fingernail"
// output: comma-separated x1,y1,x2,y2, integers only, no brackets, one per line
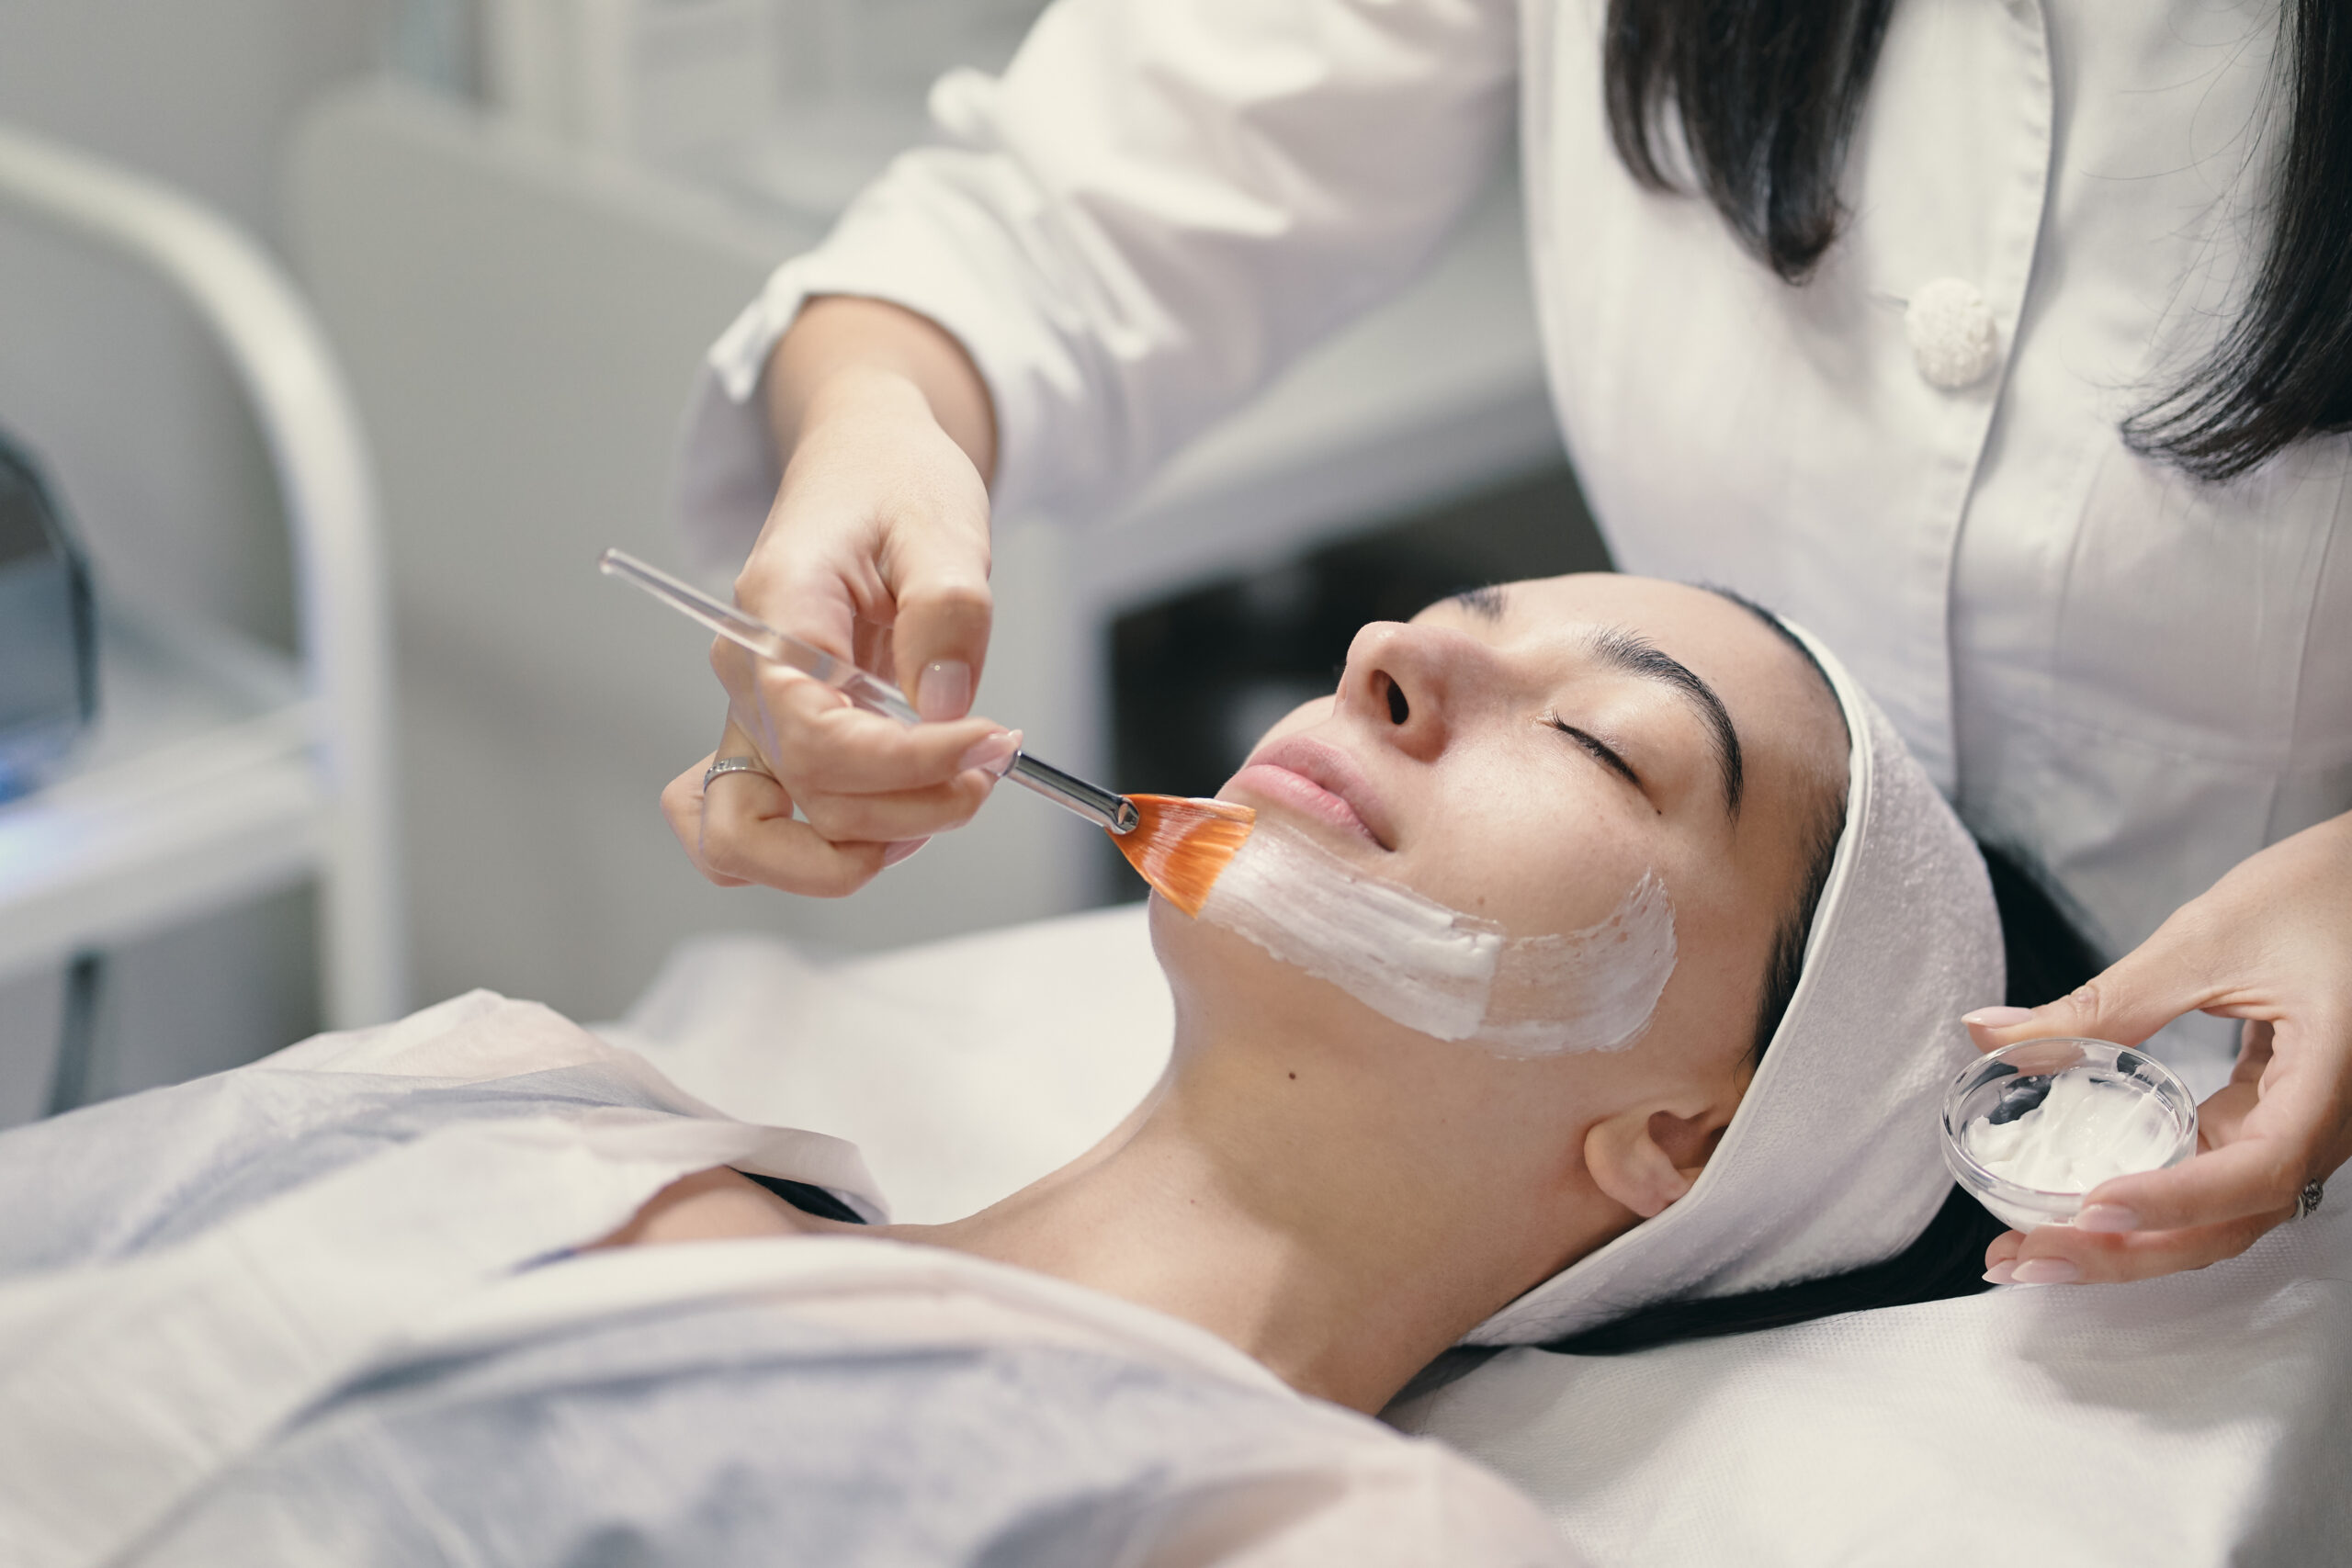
916,660,973,721
2074,1203,2140,1233
1982,1261,2017,1285
956,729,1021,776
2008,1258,2081,1285
1962,1006,2035,1030
879,837,930,868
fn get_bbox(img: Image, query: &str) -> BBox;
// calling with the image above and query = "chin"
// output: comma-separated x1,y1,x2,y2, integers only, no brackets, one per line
1148,893,1244,994
1151,899,1307,1036
1149,897,1455,1073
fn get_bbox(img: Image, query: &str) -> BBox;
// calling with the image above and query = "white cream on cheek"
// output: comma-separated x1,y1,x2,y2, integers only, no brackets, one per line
1193,824,1678,1055
1962,1069,2179,1191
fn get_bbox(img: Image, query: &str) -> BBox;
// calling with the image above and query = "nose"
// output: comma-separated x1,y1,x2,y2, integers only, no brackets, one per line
1337,620,1496,760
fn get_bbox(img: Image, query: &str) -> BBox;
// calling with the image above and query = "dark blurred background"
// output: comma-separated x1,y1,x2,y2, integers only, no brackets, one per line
0,0,1600,1119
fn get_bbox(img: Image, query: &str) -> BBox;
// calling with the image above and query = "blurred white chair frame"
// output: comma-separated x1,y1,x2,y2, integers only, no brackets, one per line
0,124,405,1038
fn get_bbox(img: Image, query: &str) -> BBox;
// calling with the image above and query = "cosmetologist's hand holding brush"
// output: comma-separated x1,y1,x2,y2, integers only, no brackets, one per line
602,548,1253,911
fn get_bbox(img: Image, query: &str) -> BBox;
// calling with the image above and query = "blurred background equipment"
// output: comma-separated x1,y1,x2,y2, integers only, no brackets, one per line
481,0,1046,209
0,0,1597,1094
0,118,401,1123
483,0,776,161
291,85,1578,1022
0,432,98,802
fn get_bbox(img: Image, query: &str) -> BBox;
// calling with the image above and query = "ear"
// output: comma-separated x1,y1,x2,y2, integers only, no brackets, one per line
1583,1102,1731,1220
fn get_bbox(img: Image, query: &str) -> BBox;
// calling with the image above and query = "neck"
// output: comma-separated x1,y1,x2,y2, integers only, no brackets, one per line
903,1044,1544,1414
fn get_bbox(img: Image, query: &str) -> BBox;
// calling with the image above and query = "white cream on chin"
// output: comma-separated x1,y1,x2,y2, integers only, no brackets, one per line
1963,1069,2179,1192
1193,823,1677,1055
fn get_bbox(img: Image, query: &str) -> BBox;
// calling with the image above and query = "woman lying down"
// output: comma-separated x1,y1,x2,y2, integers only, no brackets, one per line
0,574,2003,1567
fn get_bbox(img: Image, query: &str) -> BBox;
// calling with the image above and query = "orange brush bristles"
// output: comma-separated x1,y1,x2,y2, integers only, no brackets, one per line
1110,795,1256,916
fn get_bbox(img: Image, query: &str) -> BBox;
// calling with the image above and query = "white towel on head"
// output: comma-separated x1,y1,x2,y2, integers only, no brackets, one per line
1469,626,2003,1345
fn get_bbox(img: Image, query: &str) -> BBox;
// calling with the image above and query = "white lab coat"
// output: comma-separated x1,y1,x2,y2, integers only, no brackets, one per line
676,0,2350,1040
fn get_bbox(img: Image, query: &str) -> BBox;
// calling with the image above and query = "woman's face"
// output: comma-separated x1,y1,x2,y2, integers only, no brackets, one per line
1147,573,1849,1257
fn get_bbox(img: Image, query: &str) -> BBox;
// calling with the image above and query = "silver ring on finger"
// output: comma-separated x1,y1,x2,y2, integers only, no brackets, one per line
703,755,774,790
2294,1180,2324,1221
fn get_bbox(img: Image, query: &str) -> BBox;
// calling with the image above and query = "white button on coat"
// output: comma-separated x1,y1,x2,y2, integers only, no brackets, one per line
1905,277,2001,389
677,0,2352,1002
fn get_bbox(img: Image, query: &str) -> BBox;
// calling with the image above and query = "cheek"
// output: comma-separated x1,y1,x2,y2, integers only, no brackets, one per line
1632,875,1771,1061
1411,748,1660,938
1152,893,1424,1059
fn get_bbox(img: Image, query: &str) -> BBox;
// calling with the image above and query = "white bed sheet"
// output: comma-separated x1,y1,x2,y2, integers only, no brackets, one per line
605,905,1175,1223
1391,1211,2351,1566
607,905,2351,1563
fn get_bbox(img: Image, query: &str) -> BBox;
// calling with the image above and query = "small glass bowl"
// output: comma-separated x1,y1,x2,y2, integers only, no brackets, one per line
1941,1038,2198,1232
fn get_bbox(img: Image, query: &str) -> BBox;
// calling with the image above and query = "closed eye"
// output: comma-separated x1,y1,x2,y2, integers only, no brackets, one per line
1548,716,1643,790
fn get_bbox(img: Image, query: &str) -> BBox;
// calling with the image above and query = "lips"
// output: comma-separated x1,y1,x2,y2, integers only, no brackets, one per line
1220,735,1391,849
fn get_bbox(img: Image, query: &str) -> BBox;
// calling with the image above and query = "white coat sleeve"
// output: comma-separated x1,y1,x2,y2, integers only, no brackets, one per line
673,0,1520,572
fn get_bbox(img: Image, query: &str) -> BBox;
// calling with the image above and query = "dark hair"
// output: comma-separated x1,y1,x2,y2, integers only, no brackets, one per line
1604,0,2352,481
1710,590,1847,1074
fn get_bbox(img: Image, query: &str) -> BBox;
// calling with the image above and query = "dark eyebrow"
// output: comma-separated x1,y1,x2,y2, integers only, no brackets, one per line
1584,626,1745,818
1444,583,1510,622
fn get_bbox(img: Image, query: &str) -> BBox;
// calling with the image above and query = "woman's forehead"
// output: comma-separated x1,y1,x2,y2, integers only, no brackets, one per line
1419,574,1784,680
1420,574,1847,792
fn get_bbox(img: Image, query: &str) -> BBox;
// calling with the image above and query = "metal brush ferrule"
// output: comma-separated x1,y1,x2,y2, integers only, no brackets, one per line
1002,752,1139,834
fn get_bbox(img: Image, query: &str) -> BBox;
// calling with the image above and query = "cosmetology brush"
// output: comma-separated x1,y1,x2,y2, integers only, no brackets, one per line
599,548,1254,907
1110,794,1255,916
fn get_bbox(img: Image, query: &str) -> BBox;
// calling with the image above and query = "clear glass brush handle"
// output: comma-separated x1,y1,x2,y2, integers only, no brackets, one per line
599,548,922,724
599,549,1137,833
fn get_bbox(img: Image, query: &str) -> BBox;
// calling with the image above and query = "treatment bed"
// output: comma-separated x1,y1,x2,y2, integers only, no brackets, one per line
602,903,2352,1567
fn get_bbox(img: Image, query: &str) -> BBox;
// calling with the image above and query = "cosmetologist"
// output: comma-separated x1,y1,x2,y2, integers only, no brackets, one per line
660,0,2351,1290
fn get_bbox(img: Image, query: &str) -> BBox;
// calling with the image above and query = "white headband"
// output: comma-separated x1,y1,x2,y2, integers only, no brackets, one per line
1467,624,2003,1346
